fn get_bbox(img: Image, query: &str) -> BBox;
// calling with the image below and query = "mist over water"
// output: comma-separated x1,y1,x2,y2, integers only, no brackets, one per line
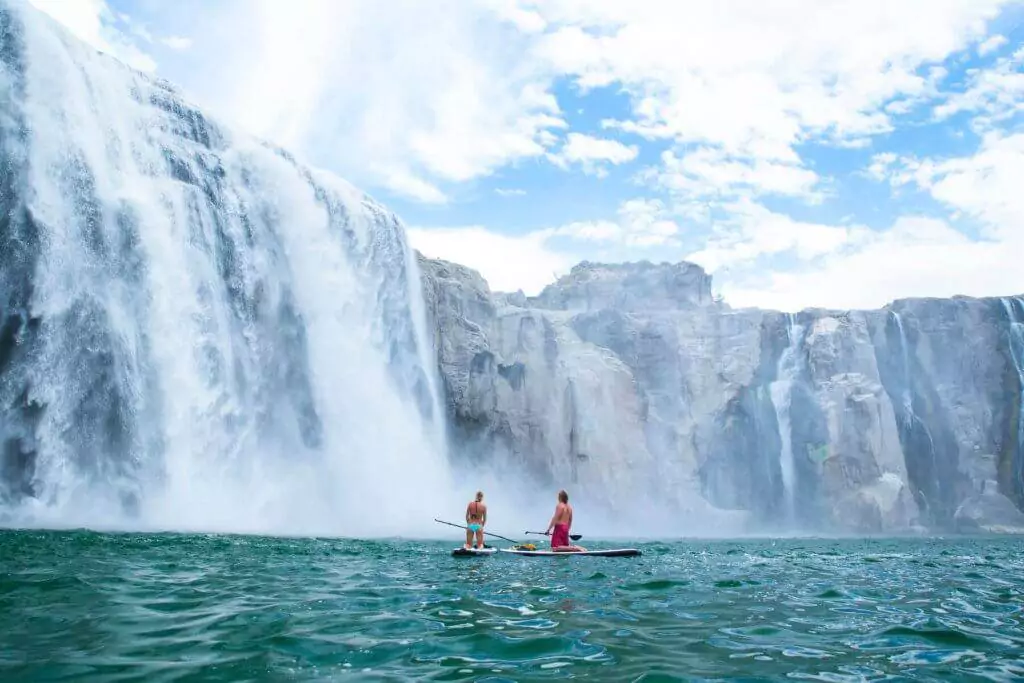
0,1,467,538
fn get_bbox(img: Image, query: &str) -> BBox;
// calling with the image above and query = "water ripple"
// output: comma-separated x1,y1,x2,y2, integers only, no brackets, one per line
1,532,1023,680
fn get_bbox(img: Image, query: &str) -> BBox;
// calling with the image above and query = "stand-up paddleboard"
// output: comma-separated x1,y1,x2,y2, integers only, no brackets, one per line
499,547,641,557
452,547,498,557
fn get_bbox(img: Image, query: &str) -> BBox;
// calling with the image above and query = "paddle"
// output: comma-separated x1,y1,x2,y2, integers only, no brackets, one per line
525,530,583,541
433,518,520,545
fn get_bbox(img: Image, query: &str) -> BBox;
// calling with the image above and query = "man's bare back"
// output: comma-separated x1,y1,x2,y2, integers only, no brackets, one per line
552,501,572,526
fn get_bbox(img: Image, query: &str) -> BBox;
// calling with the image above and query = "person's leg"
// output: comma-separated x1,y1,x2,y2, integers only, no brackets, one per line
475,527,484,548
465,528,472,548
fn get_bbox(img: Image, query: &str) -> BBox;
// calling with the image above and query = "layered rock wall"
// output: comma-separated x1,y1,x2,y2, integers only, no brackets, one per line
420,257,1024,534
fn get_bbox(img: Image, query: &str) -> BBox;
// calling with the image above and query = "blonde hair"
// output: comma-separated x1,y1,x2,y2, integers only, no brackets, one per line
475,491,484,501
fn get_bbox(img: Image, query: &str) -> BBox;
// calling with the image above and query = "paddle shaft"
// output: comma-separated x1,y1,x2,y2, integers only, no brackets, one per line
525,530,583,541
433,518,520,544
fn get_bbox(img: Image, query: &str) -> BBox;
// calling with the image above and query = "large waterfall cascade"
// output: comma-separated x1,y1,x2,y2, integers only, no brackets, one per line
0,1,455,535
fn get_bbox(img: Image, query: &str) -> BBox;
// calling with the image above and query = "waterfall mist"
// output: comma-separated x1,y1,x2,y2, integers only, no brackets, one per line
0,1,457,537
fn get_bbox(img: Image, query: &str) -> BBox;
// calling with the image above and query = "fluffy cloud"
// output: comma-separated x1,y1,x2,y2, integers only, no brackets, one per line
160,35,193,50
550,132,638,176
869,132,1024,235
687,200,856,273
528,0,1010,219
934,46,1024,129
24,0,1024,312
913,132,1024,237
721,134,1024,311
721,215,1021,311
29,0,157,72
653,147,821,204
407,226,571,293
533,0,1007,154
411,197,684,292
543,197,681,246
172,0,569,204
978,33,1009,55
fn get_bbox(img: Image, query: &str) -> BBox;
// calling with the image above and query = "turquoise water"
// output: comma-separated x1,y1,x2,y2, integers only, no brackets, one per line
1,532,1022,681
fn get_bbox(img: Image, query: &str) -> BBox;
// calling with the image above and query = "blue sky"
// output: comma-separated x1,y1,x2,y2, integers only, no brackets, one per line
28,0,1024,311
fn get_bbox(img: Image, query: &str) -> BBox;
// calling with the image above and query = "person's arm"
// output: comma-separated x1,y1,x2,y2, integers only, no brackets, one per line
482,504,487,526
546,506,557,534
568,506,573,531
465,504,471,524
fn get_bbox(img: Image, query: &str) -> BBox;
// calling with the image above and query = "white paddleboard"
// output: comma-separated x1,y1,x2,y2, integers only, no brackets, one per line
499,548,641,557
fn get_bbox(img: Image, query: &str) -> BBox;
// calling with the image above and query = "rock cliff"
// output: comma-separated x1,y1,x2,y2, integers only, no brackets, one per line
418,257,1024,534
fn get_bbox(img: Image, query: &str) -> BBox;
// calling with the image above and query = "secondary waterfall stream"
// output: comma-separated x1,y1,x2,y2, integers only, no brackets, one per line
0,2,453,535
1000,298,1024,500
769,314,803,523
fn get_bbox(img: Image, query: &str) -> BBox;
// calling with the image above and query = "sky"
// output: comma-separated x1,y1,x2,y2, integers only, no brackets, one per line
27,0,1024,311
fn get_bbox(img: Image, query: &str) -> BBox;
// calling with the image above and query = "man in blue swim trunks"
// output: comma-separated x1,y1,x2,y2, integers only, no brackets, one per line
465,491,487,549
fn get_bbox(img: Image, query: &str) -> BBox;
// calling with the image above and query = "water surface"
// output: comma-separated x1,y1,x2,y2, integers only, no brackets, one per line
2,531,1022,681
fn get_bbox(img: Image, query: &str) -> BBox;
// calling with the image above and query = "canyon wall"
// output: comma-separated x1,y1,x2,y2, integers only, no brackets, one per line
420,257,1024,534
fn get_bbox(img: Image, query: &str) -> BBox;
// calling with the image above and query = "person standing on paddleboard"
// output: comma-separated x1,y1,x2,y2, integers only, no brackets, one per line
465,491,487,549
545,490,585,552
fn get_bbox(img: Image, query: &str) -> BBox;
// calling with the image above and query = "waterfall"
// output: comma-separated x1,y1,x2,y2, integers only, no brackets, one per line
769,313,803,522
0,1,452,535
892,311,914,425
889,309,939,515
1000,297,1024,499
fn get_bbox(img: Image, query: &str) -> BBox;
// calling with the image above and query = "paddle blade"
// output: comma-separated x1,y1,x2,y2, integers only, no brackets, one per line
570,534,582,541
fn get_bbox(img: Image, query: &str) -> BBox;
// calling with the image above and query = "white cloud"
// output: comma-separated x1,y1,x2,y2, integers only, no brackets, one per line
934,47,1024,129
543,197,681,246
495,188,527,197
164,0,566,203
653,147,821,203
29,0,157,72
978,33,1008,55
913,132,1024,237
687,200,856,273
408,226,571,293
380,168,448,205
409,197,684,293
616,198,681,246
869,132,1024,235
550,132,638,176
45,0,1011,215
483,0,547,33
534,1,1006,148
717,134,1024,311
530,0,1008,208
23,0,1024,312
865,152,899,181
161,35,193,50
721,216,1021,311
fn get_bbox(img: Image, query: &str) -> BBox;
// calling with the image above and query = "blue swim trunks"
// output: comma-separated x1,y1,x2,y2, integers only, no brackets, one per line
467,523,482,532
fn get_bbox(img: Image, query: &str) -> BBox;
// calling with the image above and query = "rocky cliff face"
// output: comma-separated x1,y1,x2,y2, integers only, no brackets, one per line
419,257,1024,534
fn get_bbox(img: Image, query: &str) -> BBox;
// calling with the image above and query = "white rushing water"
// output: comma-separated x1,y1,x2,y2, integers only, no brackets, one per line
769,313,803,523
891,311,915,424
0,1,456,536
1000,298,1024,497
